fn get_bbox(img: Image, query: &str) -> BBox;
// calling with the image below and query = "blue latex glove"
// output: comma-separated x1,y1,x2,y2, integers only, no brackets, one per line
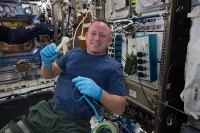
72,76,103,100
40,43,60,67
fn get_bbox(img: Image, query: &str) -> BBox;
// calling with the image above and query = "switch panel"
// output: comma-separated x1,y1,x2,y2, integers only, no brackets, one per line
108,34,123,62
136,34,157,82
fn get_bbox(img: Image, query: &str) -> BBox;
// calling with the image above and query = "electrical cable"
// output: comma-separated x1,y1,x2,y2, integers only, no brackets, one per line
155,100,186,115
138,76,162,122
157,61,188,115
125,60,187,122
121,57,126,62
120,52,161,122
114,43,158,123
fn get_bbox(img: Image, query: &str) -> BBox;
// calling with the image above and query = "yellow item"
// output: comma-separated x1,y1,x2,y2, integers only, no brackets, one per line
132,0,136,4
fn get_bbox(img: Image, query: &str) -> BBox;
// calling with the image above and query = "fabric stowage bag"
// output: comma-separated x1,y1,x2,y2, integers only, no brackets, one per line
181,6,200,120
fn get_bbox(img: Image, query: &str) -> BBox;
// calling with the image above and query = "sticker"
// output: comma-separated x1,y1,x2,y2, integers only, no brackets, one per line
129,89,136,98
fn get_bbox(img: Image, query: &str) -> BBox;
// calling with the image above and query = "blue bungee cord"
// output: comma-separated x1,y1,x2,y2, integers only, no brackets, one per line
72,86,119,133
72,86,103,123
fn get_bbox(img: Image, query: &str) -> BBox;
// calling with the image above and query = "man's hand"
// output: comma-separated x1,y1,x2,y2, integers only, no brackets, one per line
72,76,103,100
40,43,60,67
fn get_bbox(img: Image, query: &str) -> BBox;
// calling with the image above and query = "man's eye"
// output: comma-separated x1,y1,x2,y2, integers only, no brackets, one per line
91,33,96,36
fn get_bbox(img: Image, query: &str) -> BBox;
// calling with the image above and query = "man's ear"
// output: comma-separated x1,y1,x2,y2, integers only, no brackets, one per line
85,32,88,38
108,36,113,45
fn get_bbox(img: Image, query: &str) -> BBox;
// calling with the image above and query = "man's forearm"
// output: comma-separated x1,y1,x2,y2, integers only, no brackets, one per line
41,62,60,79
41,65,55,79
100,90,126,115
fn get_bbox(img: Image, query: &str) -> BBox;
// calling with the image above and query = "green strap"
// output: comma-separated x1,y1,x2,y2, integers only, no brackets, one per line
4,128,12,133
17,120,30,133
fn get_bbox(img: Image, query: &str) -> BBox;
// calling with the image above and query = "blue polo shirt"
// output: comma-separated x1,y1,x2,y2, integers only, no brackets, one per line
53,47,125,117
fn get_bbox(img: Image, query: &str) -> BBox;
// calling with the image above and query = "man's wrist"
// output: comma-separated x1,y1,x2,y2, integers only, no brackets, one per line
42,61,52,67
96,87,103,100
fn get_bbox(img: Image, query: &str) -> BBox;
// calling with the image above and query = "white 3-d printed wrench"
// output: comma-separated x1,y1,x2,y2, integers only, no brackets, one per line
55,37,70,52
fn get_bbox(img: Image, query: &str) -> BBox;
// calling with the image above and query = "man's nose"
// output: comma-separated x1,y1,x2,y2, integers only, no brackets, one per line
94,34,100,40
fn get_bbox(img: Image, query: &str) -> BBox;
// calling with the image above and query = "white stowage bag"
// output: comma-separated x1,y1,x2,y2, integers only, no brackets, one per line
180,6,200,120
53,2,62,22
